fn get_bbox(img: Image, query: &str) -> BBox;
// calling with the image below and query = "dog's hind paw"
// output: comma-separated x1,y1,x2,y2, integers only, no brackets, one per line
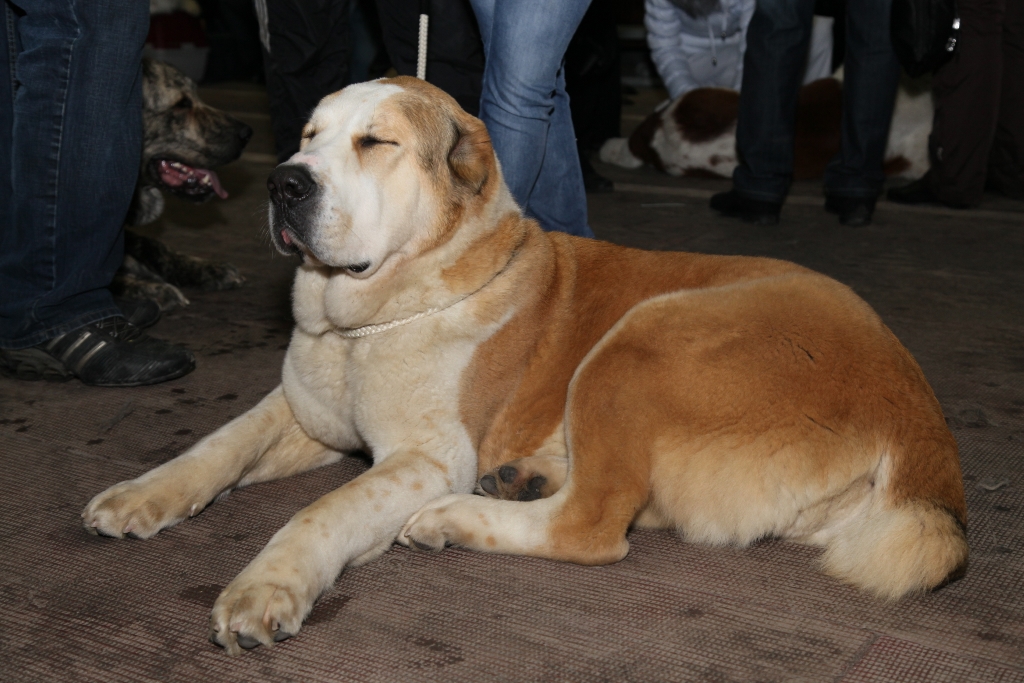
476,454,567,501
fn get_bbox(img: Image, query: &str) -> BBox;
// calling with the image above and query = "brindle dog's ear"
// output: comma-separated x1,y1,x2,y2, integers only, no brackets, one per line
448,115,492,194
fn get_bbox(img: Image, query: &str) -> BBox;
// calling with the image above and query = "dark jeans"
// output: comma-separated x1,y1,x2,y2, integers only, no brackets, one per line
259,0,351,163
734,0,901,202
929,0,1024,205
375,0,484,116
470,0,594,237
0,0,149,349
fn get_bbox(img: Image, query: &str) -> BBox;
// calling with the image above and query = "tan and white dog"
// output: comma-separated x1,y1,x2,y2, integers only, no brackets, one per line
82,77,967,656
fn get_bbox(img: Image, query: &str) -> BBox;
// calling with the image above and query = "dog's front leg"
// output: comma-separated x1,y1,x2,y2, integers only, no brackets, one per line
82,386,339,538
209,448,459,655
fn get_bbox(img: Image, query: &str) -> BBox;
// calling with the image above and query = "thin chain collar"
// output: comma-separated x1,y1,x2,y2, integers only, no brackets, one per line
331,245,521,340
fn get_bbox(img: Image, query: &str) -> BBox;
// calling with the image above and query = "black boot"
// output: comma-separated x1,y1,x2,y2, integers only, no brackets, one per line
887,176,939,205
824,195,877,227
709,190,781,225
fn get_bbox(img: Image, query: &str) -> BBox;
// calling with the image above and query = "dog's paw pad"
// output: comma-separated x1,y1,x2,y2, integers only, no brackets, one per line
477,461,553,502
516,476,547,501
498,465,518,484
478,474,499,495
235,634,261,650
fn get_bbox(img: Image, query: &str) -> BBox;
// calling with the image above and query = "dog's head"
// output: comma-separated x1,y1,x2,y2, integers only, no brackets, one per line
135,58,253,215
266,77,500,279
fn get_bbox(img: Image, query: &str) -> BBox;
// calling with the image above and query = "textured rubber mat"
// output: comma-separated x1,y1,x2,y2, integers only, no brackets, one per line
2,157,1022,681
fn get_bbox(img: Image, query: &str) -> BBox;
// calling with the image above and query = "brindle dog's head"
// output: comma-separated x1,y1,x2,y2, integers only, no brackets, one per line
128,58,253,225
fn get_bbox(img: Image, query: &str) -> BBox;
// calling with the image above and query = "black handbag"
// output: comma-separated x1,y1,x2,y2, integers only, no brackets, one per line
891,0,960,77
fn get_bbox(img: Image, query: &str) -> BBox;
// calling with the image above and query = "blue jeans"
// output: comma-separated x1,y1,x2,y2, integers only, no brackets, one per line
0,0,149,348
733,0,901,202
470,0,594,237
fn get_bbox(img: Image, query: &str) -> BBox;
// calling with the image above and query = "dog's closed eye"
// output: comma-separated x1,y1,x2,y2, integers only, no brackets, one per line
359,136,396,149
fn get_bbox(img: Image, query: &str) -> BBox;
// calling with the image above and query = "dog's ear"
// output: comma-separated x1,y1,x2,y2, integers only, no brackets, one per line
448,114,492,194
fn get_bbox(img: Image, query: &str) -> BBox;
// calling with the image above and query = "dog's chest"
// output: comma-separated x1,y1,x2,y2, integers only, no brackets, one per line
281,323,482,479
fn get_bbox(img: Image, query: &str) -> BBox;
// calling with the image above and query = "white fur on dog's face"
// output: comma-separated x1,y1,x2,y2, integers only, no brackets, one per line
273,81,440,278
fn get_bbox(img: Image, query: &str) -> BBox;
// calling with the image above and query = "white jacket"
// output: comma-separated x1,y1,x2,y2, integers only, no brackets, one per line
645,0,834,100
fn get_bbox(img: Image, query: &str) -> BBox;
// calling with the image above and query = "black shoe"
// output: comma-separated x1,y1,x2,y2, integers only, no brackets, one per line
887,177,939,205
1,316,194,387
986,173,1024,202
116,298,161,330
709,190,781,225
0,347,75,382
825,195,877,227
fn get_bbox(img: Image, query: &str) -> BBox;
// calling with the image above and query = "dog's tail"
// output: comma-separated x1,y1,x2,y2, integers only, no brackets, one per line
821,422,968,600
599,138,643,169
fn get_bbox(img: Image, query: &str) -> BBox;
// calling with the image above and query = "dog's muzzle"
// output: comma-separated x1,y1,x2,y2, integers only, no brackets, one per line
268,164,317,208
268,164,318,255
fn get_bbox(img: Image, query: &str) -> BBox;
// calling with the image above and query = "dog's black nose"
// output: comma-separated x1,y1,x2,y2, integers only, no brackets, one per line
238,124,253,142
268,165,316,206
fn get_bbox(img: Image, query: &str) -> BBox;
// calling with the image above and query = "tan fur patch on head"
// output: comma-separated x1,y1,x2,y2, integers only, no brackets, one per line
378,77,498,250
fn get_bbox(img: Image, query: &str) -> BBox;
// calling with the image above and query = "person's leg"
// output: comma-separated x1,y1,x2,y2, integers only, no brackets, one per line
822,0,901,204
375,0,484,115
0,0,148,349
925,0,1005,207
987,0,1024,200
470,0,594,237
260,0,351,163
565,0,620,194
731,0,816,203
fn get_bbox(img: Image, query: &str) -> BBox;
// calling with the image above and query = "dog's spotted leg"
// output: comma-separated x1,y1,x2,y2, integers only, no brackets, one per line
113,258,191,310
209,448,462,655
82,386,342,539
476,454,568,501
124,230,244,292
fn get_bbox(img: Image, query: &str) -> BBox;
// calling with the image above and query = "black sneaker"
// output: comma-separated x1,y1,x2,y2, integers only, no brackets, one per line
115,298,161,330
887,176,939,205
888,176,975,209
825,195,877,227
1,316,194,387
709,190,781,225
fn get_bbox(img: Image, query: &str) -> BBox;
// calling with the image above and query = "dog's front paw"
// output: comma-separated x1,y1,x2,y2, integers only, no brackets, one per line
82,478,203,539
209,565,314,656
400,494,476,552
198,261,245,291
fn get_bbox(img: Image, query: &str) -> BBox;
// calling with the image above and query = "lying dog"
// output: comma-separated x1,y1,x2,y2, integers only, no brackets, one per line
114,58,252,310
600,76,932,180
82,78,967,655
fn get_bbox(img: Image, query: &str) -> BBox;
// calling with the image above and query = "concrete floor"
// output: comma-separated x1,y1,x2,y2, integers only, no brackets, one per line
2,81,1023,682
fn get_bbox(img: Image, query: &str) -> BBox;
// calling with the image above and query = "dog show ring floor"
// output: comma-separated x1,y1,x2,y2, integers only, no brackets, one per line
2,81,1023,682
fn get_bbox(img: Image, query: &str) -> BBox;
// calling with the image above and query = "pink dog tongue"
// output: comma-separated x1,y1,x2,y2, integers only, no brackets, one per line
157,160,229,199
195,168,228,199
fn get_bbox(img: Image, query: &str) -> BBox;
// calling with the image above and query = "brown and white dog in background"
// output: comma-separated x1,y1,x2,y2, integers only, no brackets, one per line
83,78,966,656
114,58,252,310
600,74,932,180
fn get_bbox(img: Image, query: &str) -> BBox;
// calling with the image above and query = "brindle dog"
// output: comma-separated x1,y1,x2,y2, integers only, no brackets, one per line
114,58,252,309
